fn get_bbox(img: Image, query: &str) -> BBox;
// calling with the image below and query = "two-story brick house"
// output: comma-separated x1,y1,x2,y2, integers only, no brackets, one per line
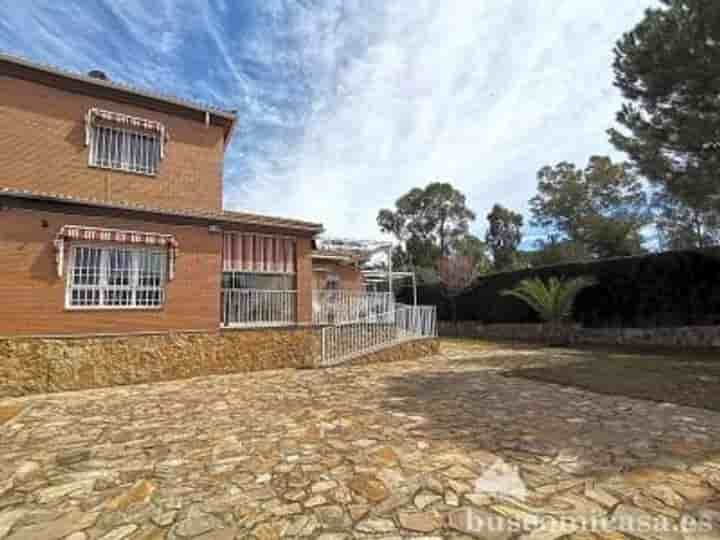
0,53,343,393
0,53,438,397
0,51,327,336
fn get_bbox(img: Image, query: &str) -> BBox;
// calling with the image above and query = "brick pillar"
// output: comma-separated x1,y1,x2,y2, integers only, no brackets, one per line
295,236,313,324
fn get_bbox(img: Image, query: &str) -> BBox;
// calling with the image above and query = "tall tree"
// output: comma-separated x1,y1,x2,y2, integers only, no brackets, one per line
609,0,720,245
654,191,720,249
580,215,646,258
452,234,492,274
424,182,477,255
530,236,587,267
485,204,524,271
377,182,476,267
529,156,649,258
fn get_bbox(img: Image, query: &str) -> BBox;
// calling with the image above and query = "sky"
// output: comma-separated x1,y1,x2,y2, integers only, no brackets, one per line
0,0,655,245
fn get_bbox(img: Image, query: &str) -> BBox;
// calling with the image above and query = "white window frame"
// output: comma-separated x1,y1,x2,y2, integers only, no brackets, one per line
88,124,161,176
65,244,167,310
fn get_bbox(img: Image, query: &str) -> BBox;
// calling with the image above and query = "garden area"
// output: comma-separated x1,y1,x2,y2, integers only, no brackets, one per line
506,347,720,412
444,338,720,412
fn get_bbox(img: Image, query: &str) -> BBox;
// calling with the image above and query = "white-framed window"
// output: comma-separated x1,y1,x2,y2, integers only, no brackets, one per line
66,245,167,309
88,124,161,176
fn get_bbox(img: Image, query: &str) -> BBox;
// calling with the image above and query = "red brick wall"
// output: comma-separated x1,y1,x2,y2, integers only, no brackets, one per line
296,237,314,324
312,261,365,291
0,77,225,213
0,202,317,336
0,206,222,336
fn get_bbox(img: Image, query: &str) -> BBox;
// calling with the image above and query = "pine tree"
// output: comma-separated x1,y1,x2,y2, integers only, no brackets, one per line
609,0,720,245
485,204,524,271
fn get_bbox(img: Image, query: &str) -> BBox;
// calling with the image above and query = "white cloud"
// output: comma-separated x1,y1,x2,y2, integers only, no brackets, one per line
0,0,656,243
226,0,653,241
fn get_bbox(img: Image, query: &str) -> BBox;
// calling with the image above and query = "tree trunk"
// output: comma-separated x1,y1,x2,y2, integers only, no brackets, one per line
451,298,458,337
439,214,447,256
545,321,570,347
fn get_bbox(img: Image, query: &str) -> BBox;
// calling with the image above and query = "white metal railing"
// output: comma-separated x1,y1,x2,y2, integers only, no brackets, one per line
313,290,394,325
395,303,438,338
319,304,437,367
221,289,296,327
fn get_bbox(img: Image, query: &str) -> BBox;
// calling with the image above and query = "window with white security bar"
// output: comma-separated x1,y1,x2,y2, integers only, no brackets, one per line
67,245,167,309
88,124,161,175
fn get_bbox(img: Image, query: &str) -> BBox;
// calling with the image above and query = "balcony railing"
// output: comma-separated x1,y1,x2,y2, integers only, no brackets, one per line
313,290,394,325
221,289,297,327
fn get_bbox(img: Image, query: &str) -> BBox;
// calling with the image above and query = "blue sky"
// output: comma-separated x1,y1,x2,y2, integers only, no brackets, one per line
0,1,654,244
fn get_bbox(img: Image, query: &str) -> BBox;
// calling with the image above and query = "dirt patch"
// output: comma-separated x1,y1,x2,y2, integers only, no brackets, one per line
501,347,720,411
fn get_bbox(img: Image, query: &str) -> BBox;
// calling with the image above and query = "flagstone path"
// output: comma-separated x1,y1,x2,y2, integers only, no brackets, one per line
1,341,720,539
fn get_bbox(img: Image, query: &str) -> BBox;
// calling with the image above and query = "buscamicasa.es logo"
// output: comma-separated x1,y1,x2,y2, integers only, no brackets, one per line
474,459,529,501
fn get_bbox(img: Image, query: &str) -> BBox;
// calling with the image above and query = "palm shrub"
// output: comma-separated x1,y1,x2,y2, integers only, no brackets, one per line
501,276,597,344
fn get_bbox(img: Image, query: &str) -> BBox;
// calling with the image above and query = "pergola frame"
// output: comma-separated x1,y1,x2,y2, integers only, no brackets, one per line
315,237,418,305
361,269,418,306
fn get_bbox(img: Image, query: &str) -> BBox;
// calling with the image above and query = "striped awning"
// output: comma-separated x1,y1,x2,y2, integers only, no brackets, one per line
223,232,295,274
84,108,169,158
54,225,178,279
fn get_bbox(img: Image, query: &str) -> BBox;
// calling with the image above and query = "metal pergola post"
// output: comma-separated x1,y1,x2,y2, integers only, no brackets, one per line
412,272,417,306
387,244,393,297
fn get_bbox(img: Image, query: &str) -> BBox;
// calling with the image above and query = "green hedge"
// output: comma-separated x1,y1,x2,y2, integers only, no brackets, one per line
397,249,720,327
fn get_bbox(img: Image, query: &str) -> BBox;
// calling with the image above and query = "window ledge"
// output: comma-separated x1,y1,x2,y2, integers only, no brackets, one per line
88,163,158,178
64,305,165,312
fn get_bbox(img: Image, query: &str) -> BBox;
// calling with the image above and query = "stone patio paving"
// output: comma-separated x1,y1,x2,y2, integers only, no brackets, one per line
1,341,720,539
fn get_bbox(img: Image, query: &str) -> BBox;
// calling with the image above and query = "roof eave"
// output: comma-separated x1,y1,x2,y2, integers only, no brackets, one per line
0,52,236,127
311,251,364,264
0,188,324,234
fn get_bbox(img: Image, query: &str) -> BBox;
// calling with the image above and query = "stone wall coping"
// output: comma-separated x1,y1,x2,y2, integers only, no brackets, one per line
438,321,720,348
220,323,320,334
1,325,320,341
440,321,720,331
0,329,220,340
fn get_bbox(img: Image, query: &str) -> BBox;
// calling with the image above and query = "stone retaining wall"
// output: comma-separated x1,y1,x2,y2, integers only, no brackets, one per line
0,330,441,398
439,321,720,348
0,328,322,398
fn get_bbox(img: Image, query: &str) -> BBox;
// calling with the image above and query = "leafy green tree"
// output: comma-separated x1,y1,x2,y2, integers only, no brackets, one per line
501,276,597,342
452,234,492,274
654,191,720,249
580,215,646,258
530,156,649,258
609,0,720,243
377,182,476,267
485,204,524,271
404,236,440,270
529,237,587,267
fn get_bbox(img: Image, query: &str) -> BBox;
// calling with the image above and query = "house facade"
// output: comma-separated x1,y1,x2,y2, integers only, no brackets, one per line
0,53,325,338
0,53,436,397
